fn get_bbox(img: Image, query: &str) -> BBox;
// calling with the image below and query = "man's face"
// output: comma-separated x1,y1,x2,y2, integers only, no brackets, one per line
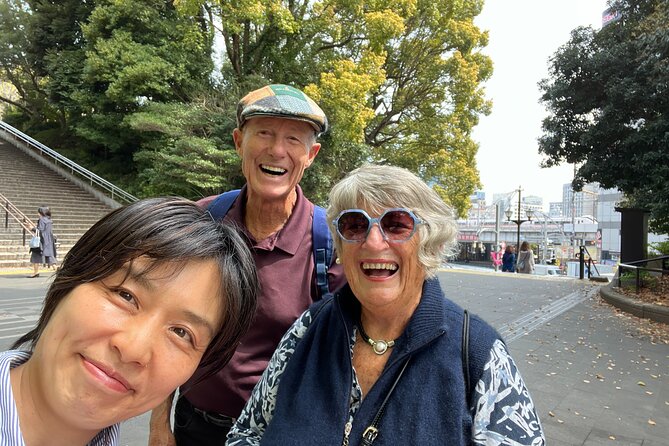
233,117,320,202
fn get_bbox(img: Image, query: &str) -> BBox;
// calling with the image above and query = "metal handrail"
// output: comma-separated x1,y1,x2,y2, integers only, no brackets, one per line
1,193,35,245
0,120,137,204
617,255,669,292
581,245,601,277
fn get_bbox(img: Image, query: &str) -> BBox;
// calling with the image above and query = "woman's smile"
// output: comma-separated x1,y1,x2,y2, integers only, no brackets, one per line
361,261,399,278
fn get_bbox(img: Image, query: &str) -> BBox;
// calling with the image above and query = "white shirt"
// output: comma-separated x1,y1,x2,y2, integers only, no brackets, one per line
0,350,120,446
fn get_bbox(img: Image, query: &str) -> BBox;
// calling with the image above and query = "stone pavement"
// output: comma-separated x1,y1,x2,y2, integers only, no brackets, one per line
510,292,668,445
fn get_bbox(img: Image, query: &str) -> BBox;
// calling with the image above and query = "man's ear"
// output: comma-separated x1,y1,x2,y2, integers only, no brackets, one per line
232,128,243,156
305,143,321,168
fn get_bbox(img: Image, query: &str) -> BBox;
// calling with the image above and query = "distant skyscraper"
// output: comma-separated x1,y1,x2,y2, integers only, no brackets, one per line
563,183,599,219
549,202,563,218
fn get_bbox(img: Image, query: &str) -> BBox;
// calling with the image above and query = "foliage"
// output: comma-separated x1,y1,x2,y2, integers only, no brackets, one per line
649,240,669,256
70,0,215,188
127,91,245,198
1,0,491,208
0,0,51,125
539,0,669,234
171,0,491,213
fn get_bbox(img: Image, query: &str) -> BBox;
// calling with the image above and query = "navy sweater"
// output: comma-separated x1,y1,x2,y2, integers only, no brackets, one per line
261,278,500,445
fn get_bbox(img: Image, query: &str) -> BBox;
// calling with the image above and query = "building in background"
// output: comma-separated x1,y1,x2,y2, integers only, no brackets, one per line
597,187,623,263
562,182,600,220
549,202,563,219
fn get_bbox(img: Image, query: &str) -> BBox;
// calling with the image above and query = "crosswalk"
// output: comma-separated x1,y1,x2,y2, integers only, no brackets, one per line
498,286,600,343
0,294,43,350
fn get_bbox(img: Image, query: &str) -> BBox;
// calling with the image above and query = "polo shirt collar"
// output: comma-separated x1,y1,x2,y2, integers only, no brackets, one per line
231,185,312,256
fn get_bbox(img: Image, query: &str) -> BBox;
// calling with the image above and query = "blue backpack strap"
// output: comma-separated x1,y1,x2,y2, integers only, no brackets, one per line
312,205,333,298
207,189,241,221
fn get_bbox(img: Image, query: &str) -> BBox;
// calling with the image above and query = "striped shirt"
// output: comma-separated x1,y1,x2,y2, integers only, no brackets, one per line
0,350,120,446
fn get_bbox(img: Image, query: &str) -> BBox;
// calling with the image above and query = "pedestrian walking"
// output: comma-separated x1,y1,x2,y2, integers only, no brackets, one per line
491,244,503,271
502,245,516,272
28,206,56,277
516,241,535,274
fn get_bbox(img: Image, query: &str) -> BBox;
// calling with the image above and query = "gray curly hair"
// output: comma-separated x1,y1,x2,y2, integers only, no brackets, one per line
327,164,459,277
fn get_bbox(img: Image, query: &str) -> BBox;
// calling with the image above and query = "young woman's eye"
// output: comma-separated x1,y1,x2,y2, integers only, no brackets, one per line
117,290,136,304
171,327,194,344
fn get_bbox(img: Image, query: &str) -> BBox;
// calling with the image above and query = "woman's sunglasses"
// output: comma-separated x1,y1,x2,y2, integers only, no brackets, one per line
332,208,425,243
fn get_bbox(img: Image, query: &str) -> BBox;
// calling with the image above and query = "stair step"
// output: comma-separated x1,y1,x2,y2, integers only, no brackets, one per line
0,138,116,258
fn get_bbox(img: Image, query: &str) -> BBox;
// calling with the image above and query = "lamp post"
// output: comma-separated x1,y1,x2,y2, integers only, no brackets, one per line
505,186,534,254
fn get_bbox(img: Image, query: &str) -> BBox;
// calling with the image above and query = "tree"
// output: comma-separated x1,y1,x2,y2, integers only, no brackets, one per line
69,0,216,189
2,0,491,209
539,0,669,233
0,0,51,126
127,92,245,198
171,0,491,213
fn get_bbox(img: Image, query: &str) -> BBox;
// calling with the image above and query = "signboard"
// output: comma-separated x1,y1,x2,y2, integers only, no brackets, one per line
458,234,477,241
602,8,621,27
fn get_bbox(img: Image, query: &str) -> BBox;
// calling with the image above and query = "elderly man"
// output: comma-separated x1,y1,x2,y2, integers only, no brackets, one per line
149,84,344,446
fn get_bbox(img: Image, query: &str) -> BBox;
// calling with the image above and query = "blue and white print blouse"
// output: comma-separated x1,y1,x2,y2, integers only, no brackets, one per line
227,309,545,446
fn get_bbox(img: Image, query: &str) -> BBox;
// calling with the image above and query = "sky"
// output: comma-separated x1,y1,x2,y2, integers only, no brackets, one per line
473,0,609,209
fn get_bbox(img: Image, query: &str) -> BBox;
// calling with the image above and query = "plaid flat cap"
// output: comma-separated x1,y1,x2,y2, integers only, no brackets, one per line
237,84,328,135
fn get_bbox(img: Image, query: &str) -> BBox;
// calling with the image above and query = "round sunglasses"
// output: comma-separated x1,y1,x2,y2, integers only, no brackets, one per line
332,208,425,243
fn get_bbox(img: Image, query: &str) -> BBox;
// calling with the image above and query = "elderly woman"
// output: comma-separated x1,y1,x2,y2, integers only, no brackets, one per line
226,165,544,445
2,197,258,446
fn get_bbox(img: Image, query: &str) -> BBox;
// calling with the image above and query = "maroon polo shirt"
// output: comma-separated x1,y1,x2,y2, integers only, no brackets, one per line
181,185,344,416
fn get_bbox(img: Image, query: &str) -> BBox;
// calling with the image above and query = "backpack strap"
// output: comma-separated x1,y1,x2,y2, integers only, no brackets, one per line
462,311,503,411
208,190,332,298
312,205,333,298
462,309,471,407
207,189,241,221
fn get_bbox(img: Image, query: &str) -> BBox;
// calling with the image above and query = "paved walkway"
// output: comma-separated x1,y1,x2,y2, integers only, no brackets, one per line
510,290,668,445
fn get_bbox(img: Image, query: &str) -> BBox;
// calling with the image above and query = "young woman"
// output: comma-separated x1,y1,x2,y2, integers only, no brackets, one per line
2,197,258,446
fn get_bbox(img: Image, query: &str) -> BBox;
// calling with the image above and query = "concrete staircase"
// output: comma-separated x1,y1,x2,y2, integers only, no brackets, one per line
0,140,114,267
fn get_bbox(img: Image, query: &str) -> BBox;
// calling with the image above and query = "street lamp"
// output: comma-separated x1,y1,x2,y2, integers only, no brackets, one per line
504,186,534,254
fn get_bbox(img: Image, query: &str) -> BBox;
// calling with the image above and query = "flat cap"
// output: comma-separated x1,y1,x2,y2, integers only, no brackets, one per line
237,84,328,135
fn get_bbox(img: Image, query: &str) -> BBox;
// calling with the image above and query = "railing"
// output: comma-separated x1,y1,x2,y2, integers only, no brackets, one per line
580,245,601,279
617,255,669,293
0,120,137,204
1,193,36,246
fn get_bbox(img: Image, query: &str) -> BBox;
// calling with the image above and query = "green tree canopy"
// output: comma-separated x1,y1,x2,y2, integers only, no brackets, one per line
169,0,491,213
1,0,491,214
539,0,669,233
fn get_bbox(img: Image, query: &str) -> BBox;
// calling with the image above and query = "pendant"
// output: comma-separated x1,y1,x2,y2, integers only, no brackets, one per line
372,340,389,355
358,322,397,355
369,338,395,355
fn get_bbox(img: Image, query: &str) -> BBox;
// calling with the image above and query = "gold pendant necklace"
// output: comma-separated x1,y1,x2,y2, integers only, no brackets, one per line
357,322,397,355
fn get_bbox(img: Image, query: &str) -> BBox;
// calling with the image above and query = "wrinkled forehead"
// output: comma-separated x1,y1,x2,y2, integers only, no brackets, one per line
243,115,317,136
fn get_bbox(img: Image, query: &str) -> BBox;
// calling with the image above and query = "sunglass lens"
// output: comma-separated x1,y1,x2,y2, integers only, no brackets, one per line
380,210,415,240
338,211,369,241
